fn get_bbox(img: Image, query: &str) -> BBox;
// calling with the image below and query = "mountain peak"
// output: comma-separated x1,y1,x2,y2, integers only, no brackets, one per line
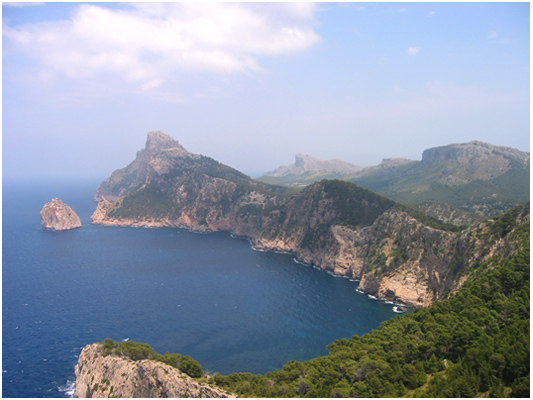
421,140,530,165
264,154,361,177
145,131,186,153
294,153,321,170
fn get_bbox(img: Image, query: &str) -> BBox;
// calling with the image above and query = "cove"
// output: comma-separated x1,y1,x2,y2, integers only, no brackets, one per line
2,180,402,398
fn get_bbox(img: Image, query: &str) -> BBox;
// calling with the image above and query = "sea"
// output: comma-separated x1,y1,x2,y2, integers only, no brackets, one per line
2,179,405,398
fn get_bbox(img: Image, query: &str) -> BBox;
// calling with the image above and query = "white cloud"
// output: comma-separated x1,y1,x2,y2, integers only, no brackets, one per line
428,11,436,17
489,31,498,39
3,3,321,89
407,47,421,56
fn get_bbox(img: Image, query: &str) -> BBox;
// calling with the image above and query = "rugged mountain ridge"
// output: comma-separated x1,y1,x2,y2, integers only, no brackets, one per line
91,131,529,306
258,140,530,219
261,153,362,186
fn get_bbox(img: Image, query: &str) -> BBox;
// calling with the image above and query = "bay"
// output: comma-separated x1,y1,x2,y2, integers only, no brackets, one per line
2,179,401,398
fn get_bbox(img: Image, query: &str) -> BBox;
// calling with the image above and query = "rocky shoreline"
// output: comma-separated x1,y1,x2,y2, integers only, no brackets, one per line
90,201,527,309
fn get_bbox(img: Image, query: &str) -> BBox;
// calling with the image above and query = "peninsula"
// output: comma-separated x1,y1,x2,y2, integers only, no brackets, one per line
90,131,530,307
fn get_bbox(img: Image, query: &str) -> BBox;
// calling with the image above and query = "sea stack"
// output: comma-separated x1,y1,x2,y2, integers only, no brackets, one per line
40,198,82,231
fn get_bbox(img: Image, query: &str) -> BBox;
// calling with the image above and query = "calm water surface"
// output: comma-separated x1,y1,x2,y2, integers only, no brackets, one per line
3,179,402,397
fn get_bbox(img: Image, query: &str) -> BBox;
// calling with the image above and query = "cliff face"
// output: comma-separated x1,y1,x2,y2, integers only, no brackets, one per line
74,343,233,398
231,180,398,279
91,132,530,307
40,198,82,231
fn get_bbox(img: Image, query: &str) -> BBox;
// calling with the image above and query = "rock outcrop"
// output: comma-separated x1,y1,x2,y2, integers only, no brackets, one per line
94,131,191,202
74,343,233,398
40,198,82,231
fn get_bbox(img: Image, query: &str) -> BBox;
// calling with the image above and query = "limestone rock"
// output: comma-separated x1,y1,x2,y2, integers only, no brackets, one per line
40,198,82,231
74,344,234,398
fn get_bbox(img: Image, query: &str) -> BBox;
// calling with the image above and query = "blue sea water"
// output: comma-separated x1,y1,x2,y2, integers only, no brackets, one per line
3,179,403,398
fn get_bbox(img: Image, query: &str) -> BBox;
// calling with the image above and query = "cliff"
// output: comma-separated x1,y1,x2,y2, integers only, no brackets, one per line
74,343,233,398
40,198,82,231
91,132,530,307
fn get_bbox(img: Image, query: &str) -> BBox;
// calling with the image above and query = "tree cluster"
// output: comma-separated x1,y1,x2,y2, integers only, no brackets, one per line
101,339,203,378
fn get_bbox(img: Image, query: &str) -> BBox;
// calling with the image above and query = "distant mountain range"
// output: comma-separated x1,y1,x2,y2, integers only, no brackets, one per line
258,141,530,219
262,153,362,184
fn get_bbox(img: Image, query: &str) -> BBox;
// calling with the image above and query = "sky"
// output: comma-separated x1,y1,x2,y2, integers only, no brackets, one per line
2,1,530,180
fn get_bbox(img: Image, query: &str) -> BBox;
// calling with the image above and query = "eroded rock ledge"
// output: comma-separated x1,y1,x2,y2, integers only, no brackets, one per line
74,343,234,398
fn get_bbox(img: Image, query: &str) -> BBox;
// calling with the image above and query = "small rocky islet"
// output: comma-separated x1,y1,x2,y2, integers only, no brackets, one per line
40,198,82,231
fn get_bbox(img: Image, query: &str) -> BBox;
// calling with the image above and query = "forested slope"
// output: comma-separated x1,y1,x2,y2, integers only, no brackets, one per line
210,204,530,397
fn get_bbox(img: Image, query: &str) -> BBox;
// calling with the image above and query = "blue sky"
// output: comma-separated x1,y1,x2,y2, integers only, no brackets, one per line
2,2,530,180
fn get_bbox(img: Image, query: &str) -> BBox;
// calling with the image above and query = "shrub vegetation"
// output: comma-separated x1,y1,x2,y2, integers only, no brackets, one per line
100,339,203,378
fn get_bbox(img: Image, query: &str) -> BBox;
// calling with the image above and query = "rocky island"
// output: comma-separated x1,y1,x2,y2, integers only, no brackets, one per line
40,198,82,231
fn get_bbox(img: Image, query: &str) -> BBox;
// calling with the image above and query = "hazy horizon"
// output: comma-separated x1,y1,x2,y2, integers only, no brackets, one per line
3,2,530,180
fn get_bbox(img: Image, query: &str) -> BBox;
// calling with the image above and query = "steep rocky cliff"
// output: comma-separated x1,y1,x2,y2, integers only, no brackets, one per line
40,198,82,231
74,343,233,398
91,131,529,307
356,204,530,305
94,131,191,202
